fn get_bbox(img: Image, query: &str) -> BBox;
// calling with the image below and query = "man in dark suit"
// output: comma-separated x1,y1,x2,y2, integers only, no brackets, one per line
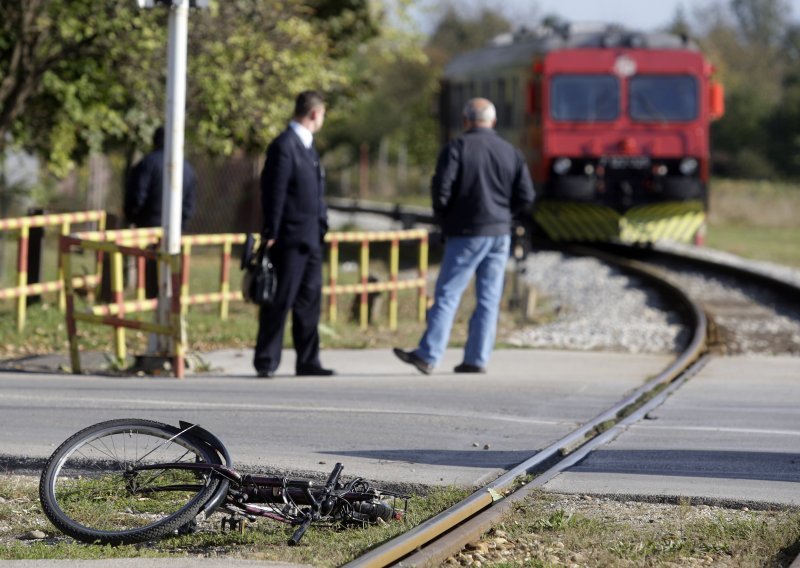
254,91,335,378
124,126,197,298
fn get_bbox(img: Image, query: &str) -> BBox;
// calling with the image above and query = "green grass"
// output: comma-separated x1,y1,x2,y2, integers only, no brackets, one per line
0,241,532,362
0,475,469,563
707,178,800,268
706,225,800,268
460,492,800,567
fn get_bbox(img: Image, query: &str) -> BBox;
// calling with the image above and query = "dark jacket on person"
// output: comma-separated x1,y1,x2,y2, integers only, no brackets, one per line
431,127,535,237
124,149,197,228
260,128,328,249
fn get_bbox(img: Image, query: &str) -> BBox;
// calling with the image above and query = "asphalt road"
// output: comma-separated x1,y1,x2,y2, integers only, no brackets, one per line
0,348,666,487
543,355,800,506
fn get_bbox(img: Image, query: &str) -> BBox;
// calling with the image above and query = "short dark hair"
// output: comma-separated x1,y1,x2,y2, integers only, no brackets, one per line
153,126,165,149
293,90,325,119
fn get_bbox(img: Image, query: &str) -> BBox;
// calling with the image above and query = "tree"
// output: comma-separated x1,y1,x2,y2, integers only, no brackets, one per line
426,5,512,67
692,0,793,177
0,0,163,176
0,0,379,177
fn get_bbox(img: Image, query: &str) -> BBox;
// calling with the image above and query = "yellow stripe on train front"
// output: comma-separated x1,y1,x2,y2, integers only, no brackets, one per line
621,201,705,243
533,202,620,241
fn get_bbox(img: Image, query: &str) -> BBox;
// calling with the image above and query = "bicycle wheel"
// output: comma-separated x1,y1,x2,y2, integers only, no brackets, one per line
39,419,221,545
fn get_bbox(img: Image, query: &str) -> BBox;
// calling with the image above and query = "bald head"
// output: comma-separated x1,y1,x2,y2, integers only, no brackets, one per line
463,98,497,129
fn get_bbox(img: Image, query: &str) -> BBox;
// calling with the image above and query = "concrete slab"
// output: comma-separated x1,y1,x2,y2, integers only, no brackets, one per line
0,348,671,487
543,355,800,506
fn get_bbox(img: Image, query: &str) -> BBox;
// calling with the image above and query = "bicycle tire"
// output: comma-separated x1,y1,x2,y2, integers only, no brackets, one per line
39,419,221,545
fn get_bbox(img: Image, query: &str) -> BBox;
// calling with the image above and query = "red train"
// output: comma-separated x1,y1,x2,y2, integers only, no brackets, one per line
440,23,725,243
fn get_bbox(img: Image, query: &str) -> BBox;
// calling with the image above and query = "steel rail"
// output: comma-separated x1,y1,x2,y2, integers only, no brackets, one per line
594,241,800,299
346,248,709,568
400,353,711,567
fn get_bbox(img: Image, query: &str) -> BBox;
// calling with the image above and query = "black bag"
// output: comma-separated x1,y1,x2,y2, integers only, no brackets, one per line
241,234,277,306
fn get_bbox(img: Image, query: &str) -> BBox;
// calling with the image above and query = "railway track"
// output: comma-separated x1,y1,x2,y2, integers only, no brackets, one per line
343,240,800,567
591,243,800,357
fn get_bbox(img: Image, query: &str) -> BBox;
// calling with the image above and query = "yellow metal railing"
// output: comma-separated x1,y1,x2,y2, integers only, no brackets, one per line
323,229,428,330
57,226,430,377
0,210,106,331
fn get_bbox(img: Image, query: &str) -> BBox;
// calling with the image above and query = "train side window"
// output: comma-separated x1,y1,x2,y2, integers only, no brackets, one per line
551,74,619,121
497,78,507,127
630,75,698,122
511,76,519,126
451,84,463,128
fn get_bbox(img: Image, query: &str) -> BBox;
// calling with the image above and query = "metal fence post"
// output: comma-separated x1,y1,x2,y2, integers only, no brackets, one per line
15,223,29,332
389,238,399,330
220,239,231,319
418,233,429,322
328,239,339,324
359,239,369,329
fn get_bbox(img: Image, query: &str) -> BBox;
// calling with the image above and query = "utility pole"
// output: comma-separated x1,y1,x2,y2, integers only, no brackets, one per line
155,0,189,357
136,0,207,369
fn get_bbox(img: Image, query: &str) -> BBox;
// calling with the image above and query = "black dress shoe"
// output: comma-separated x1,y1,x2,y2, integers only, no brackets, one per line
453,363,486,374
296,364,336,376
256,369,275,378
393,348,433,375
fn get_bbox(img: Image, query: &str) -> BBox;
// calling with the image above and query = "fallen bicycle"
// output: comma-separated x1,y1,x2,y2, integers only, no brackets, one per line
39,419,407,545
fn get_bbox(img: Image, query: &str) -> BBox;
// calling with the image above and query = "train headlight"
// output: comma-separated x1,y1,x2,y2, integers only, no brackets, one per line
584,164,595,175
553,158,571,175
679,158,698,176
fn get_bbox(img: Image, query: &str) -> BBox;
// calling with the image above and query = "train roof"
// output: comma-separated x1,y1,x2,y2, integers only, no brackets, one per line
443,23,700,78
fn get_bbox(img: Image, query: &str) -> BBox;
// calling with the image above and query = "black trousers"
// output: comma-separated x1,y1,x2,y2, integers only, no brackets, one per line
253,244,322,374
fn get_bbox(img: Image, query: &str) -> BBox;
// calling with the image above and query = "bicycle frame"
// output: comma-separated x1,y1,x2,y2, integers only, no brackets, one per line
40,419,407,546
130,451,408,544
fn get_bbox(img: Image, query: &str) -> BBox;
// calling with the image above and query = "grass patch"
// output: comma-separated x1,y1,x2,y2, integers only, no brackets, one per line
708,178,800,268
0,248,536,363
455,492,800,567
0,474,469,563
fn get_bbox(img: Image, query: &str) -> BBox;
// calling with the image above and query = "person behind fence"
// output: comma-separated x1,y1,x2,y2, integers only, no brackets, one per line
253,90,335,378
123,126,197,298
393,97,535,375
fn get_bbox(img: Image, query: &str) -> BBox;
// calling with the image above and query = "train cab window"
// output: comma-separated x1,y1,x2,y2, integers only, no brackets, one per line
630,75,698,122
551,74,619,121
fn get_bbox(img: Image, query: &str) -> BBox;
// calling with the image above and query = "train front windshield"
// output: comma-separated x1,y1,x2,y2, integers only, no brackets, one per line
630,75,698,122
550,74,699,123
551,75,619,121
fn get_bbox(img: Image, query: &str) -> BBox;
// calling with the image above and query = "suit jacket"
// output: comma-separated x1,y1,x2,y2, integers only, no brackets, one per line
260,128,328,250
124,149,197,228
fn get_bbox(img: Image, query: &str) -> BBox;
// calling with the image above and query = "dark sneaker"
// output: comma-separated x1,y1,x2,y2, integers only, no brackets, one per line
453,363,486,374
296,365,336,376
393,348,433,375
256,369,276,378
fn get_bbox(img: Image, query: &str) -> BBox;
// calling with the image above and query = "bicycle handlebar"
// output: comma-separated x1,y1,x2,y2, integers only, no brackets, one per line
325,462,344,490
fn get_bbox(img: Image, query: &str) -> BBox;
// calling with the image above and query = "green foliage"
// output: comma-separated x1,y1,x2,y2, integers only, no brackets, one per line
425,5,512,67
692,0,799,179
0,0,378,178
1,0,165,175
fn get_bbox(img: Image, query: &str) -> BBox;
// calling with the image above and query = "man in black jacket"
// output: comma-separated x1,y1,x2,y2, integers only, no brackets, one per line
124,126,197,297
394,98,535,374
254,90,334,378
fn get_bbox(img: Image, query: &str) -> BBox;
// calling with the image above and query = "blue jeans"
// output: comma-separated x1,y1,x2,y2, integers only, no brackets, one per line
415,234,510,368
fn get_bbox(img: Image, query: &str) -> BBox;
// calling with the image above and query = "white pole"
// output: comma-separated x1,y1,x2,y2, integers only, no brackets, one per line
155,0,189,354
